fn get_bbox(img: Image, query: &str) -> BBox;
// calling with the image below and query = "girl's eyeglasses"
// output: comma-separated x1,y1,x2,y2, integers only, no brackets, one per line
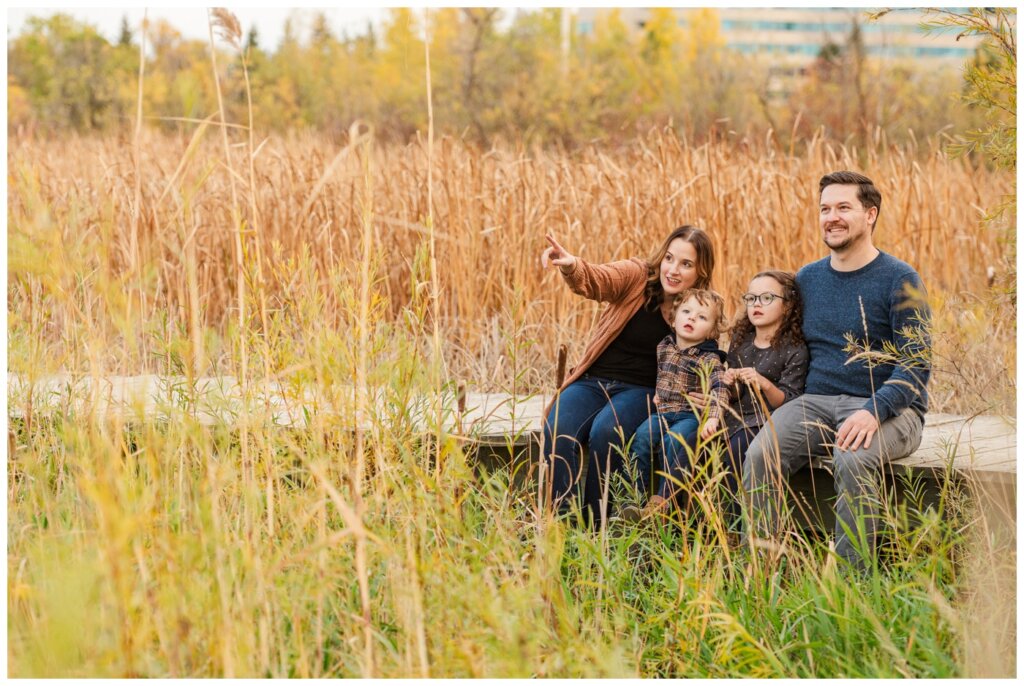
741,292,787,307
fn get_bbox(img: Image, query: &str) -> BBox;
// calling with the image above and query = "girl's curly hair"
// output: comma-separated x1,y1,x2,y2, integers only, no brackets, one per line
729,270,804,349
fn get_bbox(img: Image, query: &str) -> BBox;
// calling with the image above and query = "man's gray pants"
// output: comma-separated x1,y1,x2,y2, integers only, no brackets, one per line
741,394,924,569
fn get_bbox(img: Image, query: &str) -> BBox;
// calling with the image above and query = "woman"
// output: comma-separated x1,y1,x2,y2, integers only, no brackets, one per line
540,226,715,527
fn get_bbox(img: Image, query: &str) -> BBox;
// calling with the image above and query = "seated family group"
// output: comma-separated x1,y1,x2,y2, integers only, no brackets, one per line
540,171,931,571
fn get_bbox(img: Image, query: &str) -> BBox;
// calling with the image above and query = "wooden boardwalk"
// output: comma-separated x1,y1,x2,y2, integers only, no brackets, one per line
7,374,1016,485
447,395,1017,486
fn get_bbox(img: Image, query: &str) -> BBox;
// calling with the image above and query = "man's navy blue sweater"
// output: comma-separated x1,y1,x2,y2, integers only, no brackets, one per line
797,251,931,422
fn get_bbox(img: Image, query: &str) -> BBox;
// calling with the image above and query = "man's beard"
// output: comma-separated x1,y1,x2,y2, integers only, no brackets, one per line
824,223,853,251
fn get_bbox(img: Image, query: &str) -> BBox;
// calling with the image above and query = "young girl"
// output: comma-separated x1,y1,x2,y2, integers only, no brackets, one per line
722,270,809,515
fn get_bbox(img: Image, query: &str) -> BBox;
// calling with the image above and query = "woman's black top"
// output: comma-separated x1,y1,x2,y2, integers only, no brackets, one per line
586,297,671,388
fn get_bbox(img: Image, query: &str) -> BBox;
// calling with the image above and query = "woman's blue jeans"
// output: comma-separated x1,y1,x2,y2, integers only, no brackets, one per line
542,375,655,528
630,411,700,502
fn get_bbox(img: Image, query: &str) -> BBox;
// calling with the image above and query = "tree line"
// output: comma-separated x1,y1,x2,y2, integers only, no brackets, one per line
7,8,1006,150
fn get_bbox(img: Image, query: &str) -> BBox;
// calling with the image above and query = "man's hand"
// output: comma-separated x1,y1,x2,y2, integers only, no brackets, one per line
835,409,880,452
541,233,577,273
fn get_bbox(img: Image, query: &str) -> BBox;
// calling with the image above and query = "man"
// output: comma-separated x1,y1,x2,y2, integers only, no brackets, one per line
742,170,931,570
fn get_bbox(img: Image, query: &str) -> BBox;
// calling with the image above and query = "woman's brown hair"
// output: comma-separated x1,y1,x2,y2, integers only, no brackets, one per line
644,225,715,302
729,270,804,349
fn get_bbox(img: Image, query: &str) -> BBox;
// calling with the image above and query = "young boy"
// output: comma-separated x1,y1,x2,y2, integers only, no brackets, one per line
623,288,730,520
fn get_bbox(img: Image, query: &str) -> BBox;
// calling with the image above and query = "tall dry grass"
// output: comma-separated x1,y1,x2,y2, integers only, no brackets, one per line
6,7,1016,675
6,2,1015,675
7,124,1016,677
7,129,1015,412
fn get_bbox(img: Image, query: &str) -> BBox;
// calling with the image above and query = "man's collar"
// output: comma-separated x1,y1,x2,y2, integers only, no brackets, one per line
830,246,881,273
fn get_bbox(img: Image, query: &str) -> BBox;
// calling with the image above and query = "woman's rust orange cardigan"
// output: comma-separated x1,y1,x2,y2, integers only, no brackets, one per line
546,256,654,416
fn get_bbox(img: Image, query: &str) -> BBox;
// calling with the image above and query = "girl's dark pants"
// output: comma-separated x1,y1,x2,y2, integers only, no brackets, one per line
724,425,758,528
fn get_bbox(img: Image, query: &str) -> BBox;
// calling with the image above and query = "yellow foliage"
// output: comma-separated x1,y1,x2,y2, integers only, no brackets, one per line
684,8,726,64
8,75,33,131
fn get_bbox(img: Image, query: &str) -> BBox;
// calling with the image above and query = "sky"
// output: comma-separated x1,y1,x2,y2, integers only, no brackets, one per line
6,7,390,50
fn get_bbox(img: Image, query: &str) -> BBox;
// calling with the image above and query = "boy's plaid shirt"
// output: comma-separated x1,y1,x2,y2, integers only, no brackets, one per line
655,336,729,422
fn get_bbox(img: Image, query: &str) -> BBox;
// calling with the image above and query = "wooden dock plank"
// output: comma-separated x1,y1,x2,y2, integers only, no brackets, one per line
7,374,1016,482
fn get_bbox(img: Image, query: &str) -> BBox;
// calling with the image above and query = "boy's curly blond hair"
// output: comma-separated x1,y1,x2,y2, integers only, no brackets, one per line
671,288,728,341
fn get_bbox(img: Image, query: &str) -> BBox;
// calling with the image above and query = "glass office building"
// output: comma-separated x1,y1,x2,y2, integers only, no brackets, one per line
575,8,986,64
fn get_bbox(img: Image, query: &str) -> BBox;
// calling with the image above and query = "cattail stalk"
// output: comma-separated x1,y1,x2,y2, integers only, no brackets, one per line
424,10,443,483
130,11,147,364
206,9,245,675
355,125,376,678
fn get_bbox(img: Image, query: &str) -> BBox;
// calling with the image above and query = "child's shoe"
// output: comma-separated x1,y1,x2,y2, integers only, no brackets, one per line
618,503,643,523
641,495,670,520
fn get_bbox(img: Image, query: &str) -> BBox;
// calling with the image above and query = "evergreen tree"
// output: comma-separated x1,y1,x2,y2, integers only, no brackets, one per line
245,25,259,53
117,15,133,47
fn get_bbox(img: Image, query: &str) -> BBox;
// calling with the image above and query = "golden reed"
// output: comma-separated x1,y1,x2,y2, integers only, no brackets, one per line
7,129,1013,394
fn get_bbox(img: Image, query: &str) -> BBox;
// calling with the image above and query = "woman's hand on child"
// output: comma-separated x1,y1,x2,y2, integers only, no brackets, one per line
541,234,578,273
686,391,709,413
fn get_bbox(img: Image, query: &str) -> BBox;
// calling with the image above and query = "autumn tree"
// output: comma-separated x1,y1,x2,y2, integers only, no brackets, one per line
638,7,682,118
677,8,761,135
581,9,643,133
143,19,219,129
6,8,1011,150
8,14,135,130
921,8,1016,172
451,8,502,142
785,10,868,143
375,8,427,140
254,18,304,130
8,75,33,134
915,7,1016,298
